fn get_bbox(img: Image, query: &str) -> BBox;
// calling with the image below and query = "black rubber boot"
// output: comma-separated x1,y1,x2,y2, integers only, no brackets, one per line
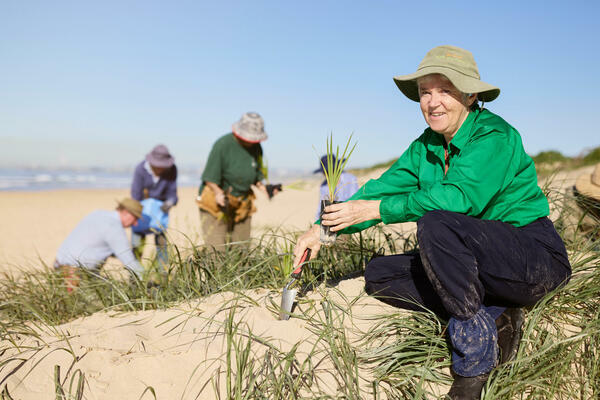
446,372,490,400
496,308,524,364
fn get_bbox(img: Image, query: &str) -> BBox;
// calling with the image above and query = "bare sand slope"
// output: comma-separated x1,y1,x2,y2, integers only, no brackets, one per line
1,277,439,399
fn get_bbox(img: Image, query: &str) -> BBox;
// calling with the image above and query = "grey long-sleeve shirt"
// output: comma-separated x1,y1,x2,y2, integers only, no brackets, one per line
55,210,144,277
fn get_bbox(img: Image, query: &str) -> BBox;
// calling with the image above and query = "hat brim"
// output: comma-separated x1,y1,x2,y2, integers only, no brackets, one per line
145,154,174,168
575,173,600,201
129,210,142,219
232,124,268,143
117,201,142,219
393,66,500,103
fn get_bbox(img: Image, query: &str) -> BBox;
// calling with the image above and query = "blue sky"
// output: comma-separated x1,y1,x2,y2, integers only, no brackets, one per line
1,0,599,173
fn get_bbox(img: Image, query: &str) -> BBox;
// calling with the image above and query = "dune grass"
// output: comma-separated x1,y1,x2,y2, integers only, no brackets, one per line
0,188,599,399
350,145,600,178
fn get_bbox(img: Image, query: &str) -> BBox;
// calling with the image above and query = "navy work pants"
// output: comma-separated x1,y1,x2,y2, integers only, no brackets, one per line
364,210,571,376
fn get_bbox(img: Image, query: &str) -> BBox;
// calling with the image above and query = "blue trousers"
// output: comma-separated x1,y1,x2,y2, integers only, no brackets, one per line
364,210,571,376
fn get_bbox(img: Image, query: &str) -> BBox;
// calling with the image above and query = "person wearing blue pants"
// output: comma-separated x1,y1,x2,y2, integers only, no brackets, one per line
294,45,571,399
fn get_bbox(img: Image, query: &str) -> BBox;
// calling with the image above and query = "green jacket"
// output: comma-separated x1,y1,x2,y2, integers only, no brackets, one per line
341,108,548,234
200,133,264,197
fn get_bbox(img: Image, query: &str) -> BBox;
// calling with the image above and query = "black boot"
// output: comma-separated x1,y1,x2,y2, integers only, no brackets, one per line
446,372,490,400
496,308,524,364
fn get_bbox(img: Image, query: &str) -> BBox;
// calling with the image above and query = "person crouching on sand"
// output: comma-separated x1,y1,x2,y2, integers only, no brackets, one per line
54,198,145,292
293,45,571,399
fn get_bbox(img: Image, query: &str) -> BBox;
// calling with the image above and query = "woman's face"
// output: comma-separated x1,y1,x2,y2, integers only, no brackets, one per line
418,74,474,140
150,165,168,176
234,134,256,148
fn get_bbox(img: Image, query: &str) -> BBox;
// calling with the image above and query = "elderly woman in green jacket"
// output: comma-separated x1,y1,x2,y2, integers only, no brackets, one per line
294,45,571,399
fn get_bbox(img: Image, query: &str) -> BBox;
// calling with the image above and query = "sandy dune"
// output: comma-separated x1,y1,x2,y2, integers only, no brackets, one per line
0,166,591,398
1,277,420,399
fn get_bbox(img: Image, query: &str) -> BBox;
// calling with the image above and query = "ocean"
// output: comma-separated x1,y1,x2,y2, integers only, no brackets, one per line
0,168,199,191
0,167,309,191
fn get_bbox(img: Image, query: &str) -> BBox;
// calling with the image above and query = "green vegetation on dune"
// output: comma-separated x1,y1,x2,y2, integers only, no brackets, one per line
348,158,398,175
531,150,568,164
532,146,600,177
350,146,600,177
0,188,599,399
532,146,599,169
0,232,376,326
583,147,600,165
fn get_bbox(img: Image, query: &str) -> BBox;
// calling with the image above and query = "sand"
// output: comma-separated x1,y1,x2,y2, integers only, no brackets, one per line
0,182,321,274
1,277,414,399
0,167,589,398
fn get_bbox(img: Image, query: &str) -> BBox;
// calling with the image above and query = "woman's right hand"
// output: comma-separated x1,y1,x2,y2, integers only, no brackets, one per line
205,181,226,207
293,225,321,266
214,192,226,207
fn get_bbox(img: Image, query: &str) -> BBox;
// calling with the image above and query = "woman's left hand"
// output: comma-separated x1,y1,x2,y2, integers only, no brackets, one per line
320,200,381,232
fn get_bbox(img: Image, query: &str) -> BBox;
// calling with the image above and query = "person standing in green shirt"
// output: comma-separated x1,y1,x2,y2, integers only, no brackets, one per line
198,112,277,248
293,46,571,399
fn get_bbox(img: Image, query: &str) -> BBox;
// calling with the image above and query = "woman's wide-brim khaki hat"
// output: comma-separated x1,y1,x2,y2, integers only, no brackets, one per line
232,112,268,143
393,45,500,103
575,163,600,201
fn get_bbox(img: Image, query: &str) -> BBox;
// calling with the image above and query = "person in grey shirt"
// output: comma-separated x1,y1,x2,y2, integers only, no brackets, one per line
55,198,145,290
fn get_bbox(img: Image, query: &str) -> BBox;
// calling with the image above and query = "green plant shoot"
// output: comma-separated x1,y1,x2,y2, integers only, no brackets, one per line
320,133,357,201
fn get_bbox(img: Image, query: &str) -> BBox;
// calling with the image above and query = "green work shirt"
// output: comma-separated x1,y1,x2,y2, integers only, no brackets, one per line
200,133,264,197
341,108,549,234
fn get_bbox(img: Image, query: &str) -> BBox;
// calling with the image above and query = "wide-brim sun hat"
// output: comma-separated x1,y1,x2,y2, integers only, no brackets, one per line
575,163,600,201
393,45,500,103
232,112,268,143
146,144,175,168
117,197,143,219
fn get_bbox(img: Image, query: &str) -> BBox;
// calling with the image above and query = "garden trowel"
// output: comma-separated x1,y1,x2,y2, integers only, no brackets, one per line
279,248,311,320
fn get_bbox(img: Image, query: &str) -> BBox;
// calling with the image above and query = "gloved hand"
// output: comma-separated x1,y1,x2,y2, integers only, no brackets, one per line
266,183,282,199
160,200,174,213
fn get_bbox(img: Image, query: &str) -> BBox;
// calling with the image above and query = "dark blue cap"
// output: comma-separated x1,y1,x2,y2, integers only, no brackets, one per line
314,155,338,174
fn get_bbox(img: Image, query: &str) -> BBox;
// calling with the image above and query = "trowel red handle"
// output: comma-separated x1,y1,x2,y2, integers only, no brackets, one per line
291,248,311,278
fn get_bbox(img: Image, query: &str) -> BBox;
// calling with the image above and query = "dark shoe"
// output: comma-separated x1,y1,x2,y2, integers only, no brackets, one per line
446,373,490,400
496,308,524,364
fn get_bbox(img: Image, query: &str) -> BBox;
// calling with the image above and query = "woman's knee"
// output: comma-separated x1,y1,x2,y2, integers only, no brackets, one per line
417,210,457,243
364,257,384,290
364,256,398,296
363,262,396,302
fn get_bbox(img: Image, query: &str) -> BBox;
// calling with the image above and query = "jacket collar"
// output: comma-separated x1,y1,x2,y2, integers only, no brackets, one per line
448,108,478,152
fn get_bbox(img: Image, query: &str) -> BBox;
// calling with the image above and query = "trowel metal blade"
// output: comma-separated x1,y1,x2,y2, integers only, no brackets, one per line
279,287,298,320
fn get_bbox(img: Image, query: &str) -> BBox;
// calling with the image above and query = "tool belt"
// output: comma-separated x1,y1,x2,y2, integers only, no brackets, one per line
196,186,256,223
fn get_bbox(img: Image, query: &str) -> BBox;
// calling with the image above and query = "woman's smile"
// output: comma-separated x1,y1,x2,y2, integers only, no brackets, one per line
418,74,474,142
